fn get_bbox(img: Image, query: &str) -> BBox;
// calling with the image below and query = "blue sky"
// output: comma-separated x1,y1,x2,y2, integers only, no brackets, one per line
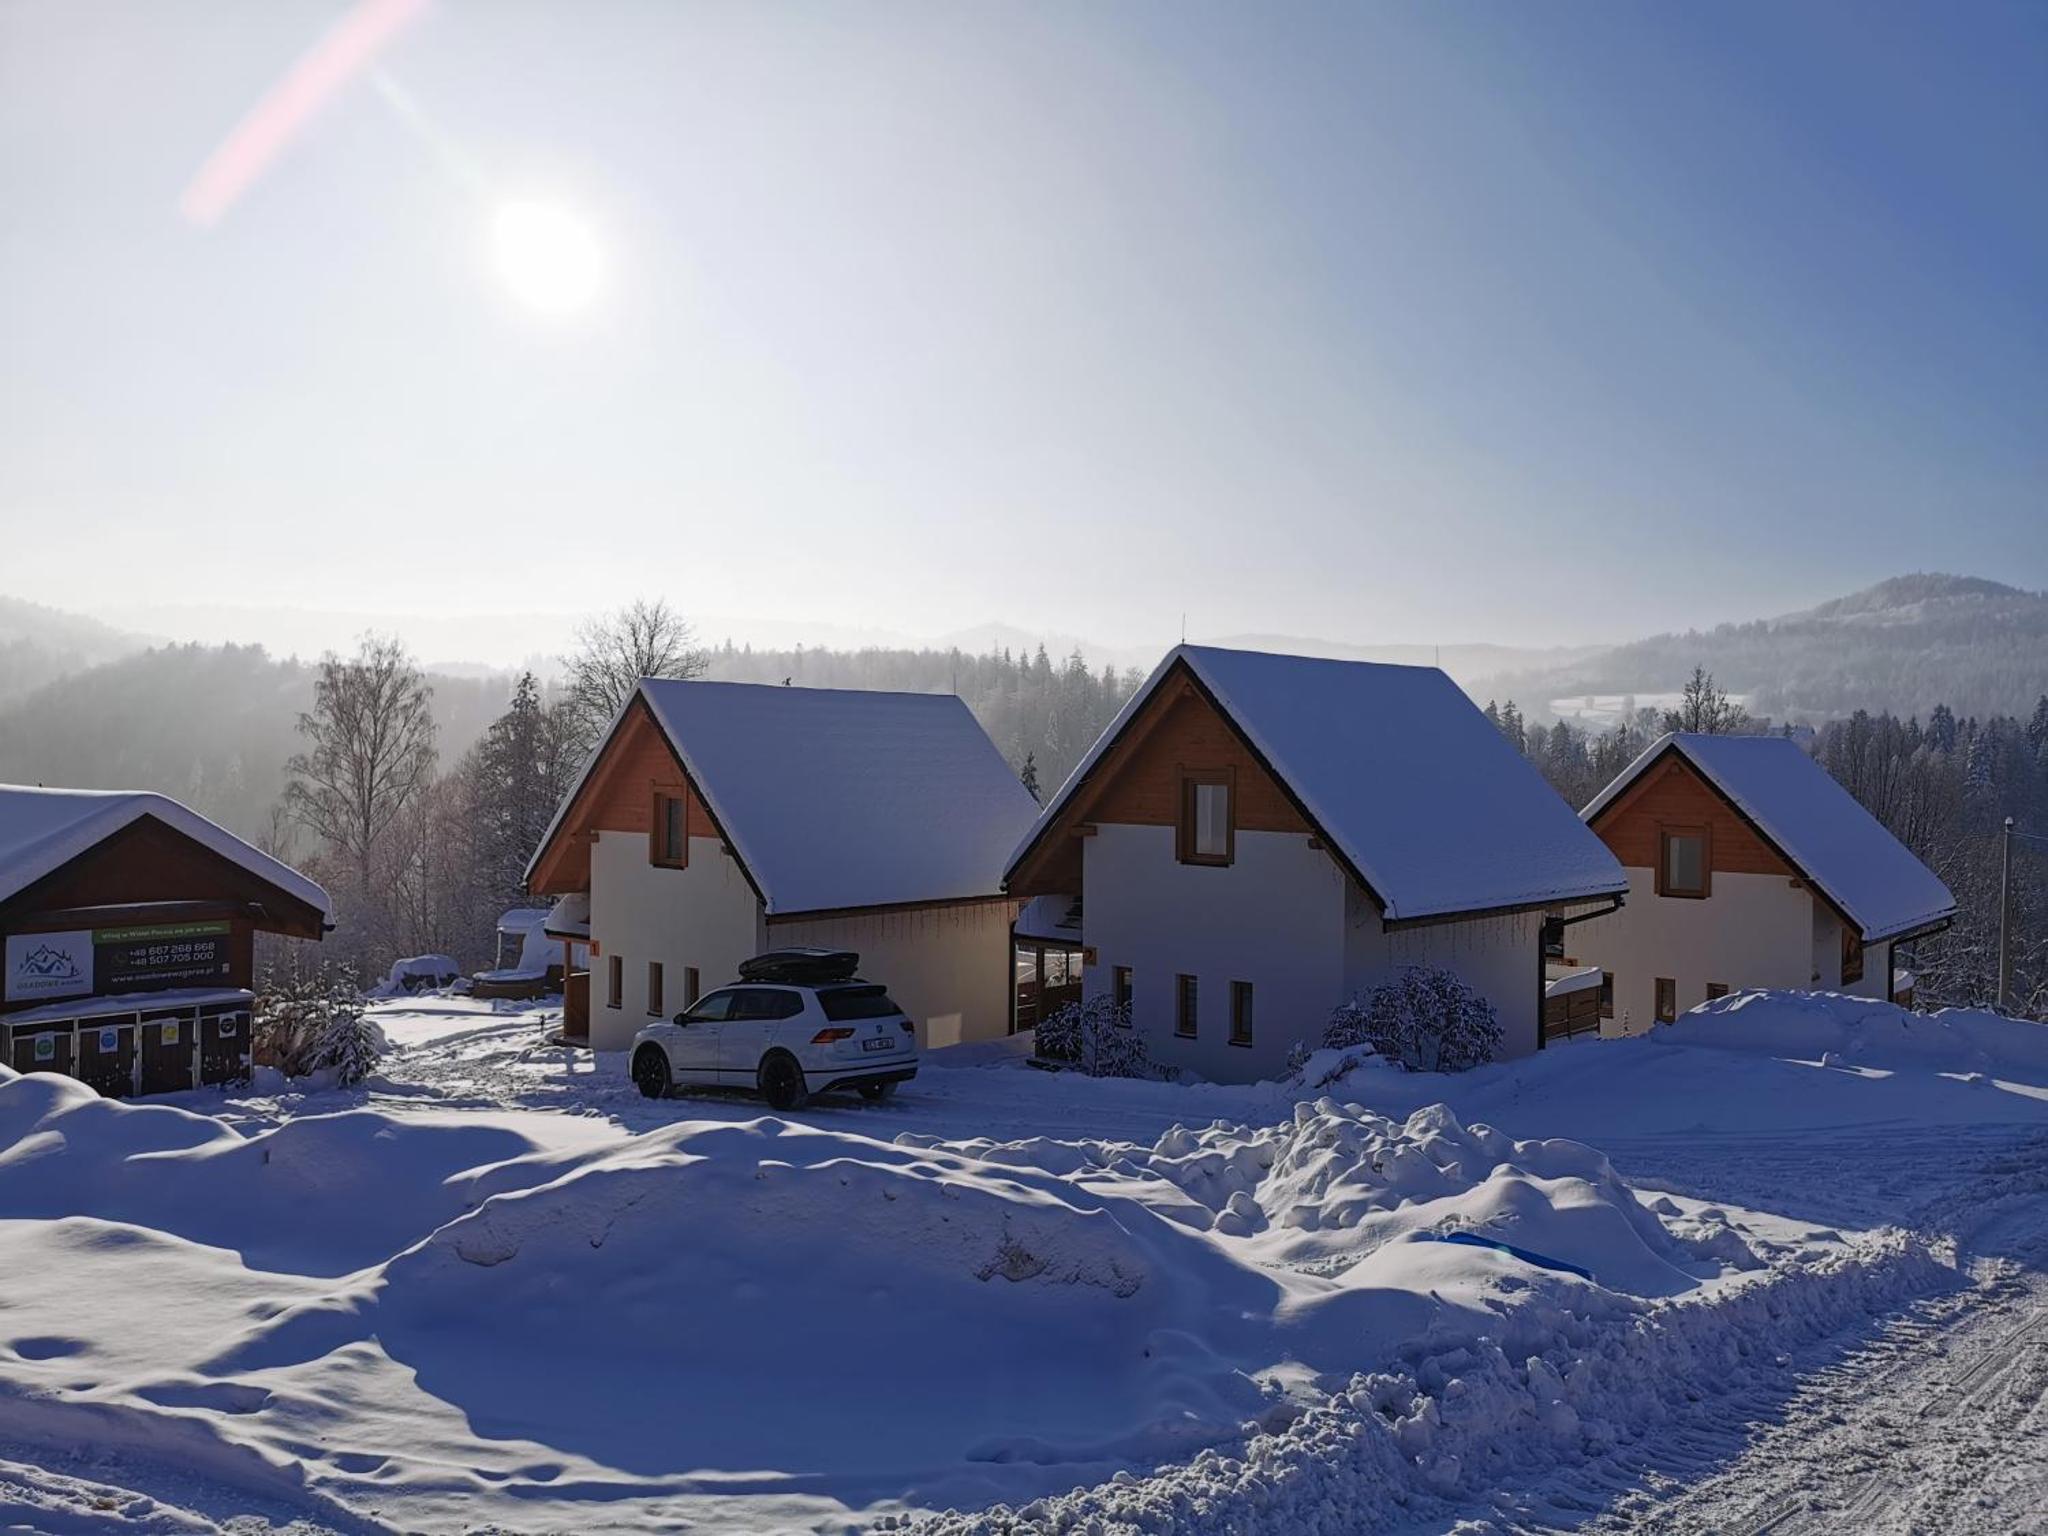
1,1,2041,660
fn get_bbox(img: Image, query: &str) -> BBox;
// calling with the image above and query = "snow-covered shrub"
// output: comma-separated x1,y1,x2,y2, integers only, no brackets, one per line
256,957,380,1081
1035,996,1154,1078
311,992,385,1086
1323,966,1502,1073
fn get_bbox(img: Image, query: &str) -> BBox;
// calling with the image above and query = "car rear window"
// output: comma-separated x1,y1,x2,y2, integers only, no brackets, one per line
819,985,903,1022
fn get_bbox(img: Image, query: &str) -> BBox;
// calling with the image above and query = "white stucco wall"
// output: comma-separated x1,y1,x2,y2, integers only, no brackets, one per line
587,830,764,1051
1570,868,1815,1036
1343,893,1545,1059
768,899,1021,1048
1079,824,1349,1083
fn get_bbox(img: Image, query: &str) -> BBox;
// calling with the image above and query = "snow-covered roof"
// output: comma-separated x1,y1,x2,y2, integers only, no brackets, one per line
2,986,256,1028
496,906,553,933
1014,893,1083,944
1582,733,1957,942
1544,964,1604,999
1011,646,1627,921
0,785,331,920
541,892,590,939
534,680,1041,916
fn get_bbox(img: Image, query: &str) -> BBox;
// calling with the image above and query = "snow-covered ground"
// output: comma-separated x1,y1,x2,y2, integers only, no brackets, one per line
1,990,2044,1534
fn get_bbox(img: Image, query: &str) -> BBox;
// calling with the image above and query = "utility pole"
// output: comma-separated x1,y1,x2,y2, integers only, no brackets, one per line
1998,816,2014,1012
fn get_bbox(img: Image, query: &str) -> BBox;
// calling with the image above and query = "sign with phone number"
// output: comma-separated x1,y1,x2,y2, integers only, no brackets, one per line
93,921,232,994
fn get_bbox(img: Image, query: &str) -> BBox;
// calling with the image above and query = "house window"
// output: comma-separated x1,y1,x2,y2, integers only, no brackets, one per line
1658,826,1709,898
1229,980,1253,1047
651,791,688,868
1177,770,1234,866
1600,972,1615,1019
683,966,700,1007
1112,965,1133,1016
647,961,664,1016
1175,973,1199,1037
1841,929,1864,985
1706,981,1729,1001
606,955,623,1009
1654,977,1677,1024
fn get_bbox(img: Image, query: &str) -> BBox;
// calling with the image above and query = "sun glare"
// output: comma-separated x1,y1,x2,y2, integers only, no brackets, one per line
491,199,603,316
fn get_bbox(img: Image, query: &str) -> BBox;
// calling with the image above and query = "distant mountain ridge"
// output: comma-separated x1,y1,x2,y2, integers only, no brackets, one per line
1,574,2035,846
0,594,148,708
1472,574,2046,724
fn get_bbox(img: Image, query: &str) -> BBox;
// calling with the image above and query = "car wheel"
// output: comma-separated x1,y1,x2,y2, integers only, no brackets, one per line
857,1079,896,1102
758,1051,808,1111
632,1046,672,1100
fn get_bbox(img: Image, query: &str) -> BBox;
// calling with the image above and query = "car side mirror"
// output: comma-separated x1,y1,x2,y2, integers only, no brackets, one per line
672,1013,689,1026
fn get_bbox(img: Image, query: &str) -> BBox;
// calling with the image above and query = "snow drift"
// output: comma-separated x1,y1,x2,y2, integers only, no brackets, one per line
1667,990,2048,1082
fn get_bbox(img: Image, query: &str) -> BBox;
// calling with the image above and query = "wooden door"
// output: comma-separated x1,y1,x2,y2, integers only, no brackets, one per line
76,1021,137,1097
8,1026,74,1077
199,1007,250,1086
138,1012,196,1095
563,971,590,1041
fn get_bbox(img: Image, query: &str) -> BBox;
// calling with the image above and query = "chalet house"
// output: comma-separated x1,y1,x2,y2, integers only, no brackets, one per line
525,679,1041,1053
1003,646,1629,1082
0,785,330,1095
1571,732,1956,1032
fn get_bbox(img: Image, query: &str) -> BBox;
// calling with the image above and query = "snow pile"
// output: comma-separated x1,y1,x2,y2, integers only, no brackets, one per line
0,1070,579,1275
918,1099,1745,1297
213,1115,1284,1482
1669,990,2048,1083
905,1229,1951,1536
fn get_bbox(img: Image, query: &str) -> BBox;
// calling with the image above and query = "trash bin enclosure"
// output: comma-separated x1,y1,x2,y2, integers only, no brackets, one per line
1,988,254,1095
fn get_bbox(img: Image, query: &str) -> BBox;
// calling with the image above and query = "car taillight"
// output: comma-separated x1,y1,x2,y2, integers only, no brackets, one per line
899,1020,914,1033
811,1027,855,1044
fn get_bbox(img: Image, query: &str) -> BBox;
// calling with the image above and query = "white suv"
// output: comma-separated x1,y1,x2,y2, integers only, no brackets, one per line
630,979,920,1110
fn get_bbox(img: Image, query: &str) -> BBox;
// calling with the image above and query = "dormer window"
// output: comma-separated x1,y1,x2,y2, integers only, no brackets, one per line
1657,825,1709,898
651,790,688,868
1178,769,1235,866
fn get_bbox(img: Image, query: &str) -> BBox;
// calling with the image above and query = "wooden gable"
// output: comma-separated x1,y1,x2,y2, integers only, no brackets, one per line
1587,746,1795,879
527,697,724,895
0,815,326,939
1008,660,1315,896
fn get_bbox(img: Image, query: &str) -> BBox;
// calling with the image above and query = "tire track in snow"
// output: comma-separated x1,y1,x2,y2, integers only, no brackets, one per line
1614,1190,2048,1536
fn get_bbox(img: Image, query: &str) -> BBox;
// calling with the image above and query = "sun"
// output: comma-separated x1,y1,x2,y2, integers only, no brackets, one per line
491,199,604,316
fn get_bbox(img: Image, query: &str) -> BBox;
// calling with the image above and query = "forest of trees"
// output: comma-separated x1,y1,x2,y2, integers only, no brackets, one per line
4,595,2038,1018
260,608,1144,974
1487,672,2048,1019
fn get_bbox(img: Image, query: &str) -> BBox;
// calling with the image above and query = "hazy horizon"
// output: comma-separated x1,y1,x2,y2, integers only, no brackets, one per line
2,568,2010,678
5,3,2044,654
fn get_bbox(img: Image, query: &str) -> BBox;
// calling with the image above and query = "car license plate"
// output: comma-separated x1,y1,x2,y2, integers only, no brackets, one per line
862,1036,896,1052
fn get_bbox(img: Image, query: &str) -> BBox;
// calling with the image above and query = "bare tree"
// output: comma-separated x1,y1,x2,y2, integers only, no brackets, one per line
562,598,707,744
1663,666,1750,735
283,636,438,917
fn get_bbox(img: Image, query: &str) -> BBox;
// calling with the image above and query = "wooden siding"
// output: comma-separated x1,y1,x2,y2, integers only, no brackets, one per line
0,815,322,941
1589,751,1794,879
1010,671,1311,895
528,699,720,894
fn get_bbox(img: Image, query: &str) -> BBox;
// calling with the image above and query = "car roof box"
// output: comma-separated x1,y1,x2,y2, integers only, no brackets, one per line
738,948,860,984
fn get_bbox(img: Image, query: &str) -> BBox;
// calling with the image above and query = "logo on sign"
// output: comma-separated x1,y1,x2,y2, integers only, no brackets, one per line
99,1028,120,1052
34,1034,55,1062
4,931,94,1002
22,945,81,980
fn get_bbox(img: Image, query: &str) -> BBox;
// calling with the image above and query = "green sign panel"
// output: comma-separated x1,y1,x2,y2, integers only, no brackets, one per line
92,921,232,945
